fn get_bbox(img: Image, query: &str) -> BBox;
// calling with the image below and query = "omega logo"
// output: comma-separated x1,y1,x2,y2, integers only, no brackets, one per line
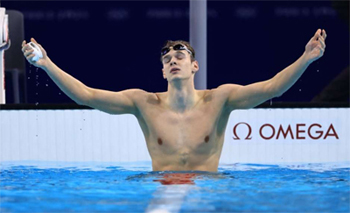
233,123,339,140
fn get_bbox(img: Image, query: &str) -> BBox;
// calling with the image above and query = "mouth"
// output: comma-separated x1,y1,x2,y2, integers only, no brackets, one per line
170,68,180,73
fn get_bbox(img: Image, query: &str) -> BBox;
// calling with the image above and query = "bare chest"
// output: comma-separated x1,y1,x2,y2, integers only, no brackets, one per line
152,110,214,147
139,102,226,156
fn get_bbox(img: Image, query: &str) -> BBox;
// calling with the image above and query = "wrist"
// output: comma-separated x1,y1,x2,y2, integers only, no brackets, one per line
40,57,53,71
301,52,312,66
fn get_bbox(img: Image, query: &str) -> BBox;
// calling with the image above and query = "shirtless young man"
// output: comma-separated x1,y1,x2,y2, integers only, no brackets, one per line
22,29,327,172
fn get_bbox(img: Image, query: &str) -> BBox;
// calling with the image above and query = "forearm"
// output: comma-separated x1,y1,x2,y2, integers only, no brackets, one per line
270,53,311,97
42,58,91,104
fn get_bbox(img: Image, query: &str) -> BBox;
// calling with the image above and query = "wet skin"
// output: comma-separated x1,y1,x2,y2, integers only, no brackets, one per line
133,88,232,172
21,29,327,172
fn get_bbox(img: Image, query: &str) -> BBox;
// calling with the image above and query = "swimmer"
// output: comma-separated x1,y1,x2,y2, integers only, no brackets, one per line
21,29,327,172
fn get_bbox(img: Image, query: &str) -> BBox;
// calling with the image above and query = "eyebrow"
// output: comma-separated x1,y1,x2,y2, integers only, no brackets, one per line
164,51,185,58
175,51,186,56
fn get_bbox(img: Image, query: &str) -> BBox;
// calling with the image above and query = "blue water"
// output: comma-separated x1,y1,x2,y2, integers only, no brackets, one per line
1,162,349,212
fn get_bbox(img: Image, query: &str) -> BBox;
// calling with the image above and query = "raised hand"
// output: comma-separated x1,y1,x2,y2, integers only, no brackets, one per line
304,29,327,64
21,38,48,68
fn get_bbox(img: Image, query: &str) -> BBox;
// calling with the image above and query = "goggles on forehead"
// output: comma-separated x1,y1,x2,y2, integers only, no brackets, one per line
161,44,193,57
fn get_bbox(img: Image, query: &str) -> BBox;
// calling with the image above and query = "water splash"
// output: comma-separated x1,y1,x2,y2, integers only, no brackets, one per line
35,67,39,105
34,66,40,139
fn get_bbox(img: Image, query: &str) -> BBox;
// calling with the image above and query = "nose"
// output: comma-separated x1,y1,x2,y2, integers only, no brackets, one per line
170,61,177,66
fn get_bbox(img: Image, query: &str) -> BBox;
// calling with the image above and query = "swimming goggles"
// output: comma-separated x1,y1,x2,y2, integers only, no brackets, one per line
161,44,193,57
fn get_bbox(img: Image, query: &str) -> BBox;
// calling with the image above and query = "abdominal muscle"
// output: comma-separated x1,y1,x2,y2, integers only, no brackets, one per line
135,89,229,172
148,136,223,172
140,112,226,172
151,152,220,172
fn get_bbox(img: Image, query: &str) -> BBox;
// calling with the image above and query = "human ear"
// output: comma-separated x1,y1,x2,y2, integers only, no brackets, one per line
192,61,199,73
162,68,166,79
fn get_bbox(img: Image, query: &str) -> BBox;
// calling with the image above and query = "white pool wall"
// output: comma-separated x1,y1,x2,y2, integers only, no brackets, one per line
0,108,349,164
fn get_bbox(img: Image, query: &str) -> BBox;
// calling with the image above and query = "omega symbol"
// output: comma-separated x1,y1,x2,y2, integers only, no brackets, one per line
233,122,252,140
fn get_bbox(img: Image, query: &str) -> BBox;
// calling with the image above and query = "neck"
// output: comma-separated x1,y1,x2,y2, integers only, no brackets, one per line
166,77,198,113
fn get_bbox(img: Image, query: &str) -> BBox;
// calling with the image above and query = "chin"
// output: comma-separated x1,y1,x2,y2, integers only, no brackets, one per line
169,76,183,81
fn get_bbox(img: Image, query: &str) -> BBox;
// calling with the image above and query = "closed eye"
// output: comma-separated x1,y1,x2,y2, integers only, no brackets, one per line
163,56,171,63
163,52,186,64
175,53,185,60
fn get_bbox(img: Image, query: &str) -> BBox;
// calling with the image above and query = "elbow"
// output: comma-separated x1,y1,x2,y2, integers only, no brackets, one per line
76,87,93,106
265,80,283,99
273,90,284,98
266,80,283,98
75,99,87,106
72,96,88,106
270,88,284,99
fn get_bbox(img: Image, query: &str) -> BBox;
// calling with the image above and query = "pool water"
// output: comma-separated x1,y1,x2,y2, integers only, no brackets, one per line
1,162,349,212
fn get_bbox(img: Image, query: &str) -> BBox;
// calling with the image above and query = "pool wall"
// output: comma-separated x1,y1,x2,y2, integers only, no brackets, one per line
1,108,349,164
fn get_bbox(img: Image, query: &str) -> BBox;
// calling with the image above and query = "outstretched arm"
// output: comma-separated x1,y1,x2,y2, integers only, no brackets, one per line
22,38,141,115
222,29,327,110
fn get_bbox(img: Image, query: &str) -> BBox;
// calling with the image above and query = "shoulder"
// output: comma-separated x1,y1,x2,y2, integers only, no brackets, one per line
195,86,233,105
208,84,242,99
124,89,164,106
216,84,241,93
204,84,244,111
123,88,148,96
123,89,155,101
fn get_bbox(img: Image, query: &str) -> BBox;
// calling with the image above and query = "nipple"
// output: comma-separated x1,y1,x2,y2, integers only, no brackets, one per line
158,138,163,145
204,135,209,143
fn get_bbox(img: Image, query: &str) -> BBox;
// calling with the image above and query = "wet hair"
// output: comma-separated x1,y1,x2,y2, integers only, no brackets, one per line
160,40,196,62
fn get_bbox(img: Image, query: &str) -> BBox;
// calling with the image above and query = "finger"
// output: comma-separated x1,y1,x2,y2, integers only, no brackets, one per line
316,45,325,55
318,36,326,49
31,37,44,50
22,44,31,53
24,50,31,57
22,40,26,47
31,37,39,45
322,29,327,39
21,43,27,52
318,34,324,41
313,29,322,41
27,54,36,62
24,49,34,57
317,29,322,41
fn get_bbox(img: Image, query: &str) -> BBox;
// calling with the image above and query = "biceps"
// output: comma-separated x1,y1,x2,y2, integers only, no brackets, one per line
227,80,274,109
86,88,137,114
